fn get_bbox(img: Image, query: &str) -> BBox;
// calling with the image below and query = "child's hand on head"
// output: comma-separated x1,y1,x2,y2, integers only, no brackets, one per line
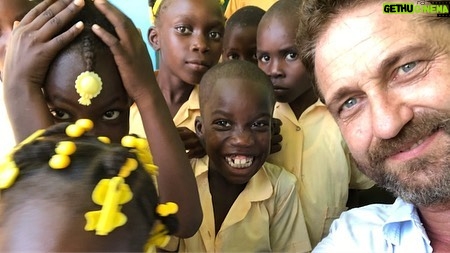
3,0,84,86
91,0,157,103
178,127,206,159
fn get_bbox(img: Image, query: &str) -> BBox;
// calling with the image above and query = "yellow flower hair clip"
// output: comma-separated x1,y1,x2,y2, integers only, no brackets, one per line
85,176,133,235
75,71,103,106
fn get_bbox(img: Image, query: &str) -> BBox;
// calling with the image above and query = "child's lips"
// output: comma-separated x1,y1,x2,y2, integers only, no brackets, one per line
186,60,209,71
273,85,288,92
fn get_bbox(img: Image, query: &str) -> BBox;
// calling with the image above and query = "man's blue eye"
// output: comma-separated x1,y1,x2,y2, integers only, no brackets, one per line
343,98,357,109
400,61,417,73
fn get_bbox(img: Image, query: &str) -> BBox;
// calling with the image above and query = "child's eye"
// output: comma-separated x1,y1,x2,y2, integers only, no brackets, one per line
50,109,71,120
213,119,231,128
209,31,222,40
175,25,192,34
285,52,298,61
103,110,121,120
259,54,270,63
252,53,258,60
227,53,240,60
251,120,270,130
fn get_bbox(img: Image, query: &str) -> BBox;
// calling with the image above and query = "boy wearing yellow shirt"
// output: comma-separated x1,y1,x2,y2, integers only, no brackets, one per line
257,0,380,247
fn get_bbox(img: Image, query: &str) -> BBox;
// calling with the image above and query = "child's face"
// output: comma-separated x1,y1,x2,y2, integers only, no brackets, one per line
0,0,38,72
154,0,224,85
44,51,130,143
257,17,311,103
222,25,258,64
198,78,272,185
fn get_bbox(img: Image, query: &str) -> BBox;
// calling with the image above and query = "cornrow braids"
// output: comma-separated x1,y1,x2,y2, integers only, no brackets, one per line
54,0,116,71
0,121,178,252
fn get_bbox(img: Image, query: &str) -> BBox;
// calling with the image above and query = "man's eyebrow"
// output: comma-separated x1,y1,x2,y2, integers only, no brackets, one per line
378,44,429,74
325,86,357,109
326,44,430,107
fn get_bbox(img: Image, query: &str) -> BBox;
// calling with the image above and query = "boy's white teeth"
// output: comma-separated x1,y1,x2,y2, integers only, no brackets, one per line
403,139,425,152
225,155,254,168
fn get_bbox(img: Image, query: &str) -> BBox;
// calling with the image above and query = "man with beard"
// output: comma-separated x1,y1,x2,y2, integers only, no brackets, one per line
296,0,450,252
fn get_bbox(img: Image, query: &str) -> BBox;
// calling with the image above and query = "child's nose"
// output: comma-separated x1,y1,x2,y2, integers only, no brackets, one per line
268,59,283,78
230,129,255,147
190,34,209,53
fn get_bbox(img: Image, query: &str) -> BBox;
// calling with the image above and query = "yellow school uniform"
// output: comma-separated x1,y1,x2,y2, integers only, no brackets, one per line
267,100,375,247
224,0,278,19
163,156,311,252
129,85,200,137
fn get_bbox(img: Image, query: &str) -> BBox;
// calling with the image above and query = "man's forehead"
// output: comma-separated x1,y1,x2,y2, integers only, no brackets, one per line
314,2,426,100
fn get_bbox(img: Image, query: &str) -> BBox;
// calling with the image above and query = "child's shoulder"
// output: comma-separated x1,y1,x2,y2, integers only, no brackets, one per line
261,162,297,189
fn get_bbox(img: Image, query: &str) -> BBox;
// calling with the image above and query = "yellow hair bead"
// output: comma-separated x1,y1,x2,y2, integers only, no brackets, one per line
0,129,45,189
66,124,85,138
97,136,111,144
76,119,94,131
49,154,71,169
156,202,178,217
75,71,103,106
55,141,77,155
145,223,171,249
121,135,137,148
0,160,19,189
118,158,138,178
135,138,149,150
144,163,159,176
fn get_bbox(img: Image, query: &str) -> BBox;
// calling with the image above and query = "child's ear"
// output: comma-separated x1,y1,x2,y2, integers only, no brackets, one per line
148,27,160,51
195,116,204,139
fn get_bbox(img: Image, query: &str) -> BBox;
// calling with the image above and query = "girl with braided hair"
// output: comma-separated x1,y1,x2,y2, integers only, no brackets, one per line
130,0,225,159
0,120,178,252
3,0,201,239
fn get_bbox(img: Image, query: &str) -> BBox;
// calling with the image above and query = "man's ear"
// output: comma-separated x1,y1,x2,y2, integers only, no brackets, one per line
148,26,160,51
195,116,204,139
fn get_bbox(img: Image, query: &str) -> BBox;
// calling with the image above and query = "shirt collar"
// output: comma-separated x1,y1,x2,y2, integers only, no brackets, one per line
193,156,272,202
383,198,430,245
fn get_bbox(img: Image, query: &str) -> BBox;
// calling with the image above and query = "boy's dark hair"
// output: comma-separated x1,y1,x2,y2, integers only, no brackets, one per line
199,60,275,113
0,122,177,250
225,5,265,30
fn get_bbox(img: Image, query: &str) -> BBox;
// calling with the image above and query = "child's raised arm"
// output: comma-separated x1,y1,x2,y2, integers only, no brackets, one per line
91,0,202,238
3,0,85,142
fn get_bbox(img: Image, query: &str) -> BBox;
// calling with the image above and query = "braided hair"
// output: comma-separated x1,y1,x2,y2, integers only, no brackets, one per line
0,122,178,252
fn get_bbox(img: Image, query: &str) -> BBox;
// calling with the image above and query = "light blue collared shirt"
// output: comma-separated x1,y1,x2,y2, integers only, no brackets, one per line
313,198,433,253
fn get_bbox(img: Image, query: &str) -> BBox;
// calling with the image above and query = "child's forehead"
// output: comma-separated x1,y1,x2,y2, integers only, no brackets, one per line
211,77,268,100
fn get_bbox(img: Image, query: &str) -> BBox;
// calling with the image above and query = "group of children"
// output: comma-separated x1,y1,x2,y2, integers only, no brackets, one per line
0,0,394,251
